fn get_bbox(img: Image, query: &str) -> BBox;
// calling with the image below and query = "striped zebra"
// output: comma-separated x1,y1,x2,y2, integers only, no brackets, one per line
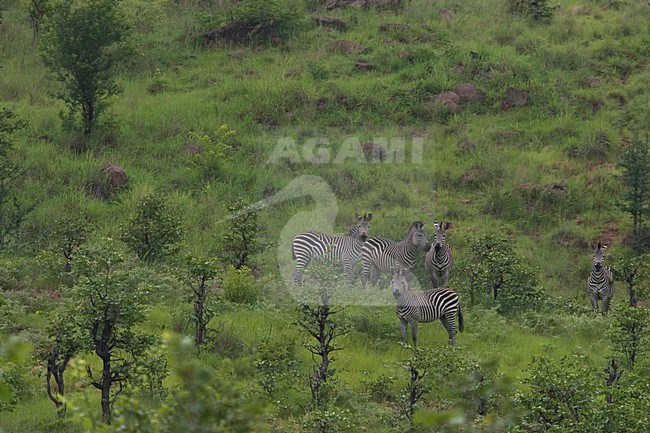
360,220,430,287
587,241,614,315
425,221,453,288
292,212,373,285
391,269,464,345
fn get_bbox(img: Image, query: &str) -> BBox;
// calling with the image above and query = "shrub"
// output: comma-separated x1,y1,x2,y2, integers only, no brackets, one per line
462,234,544,315
121,193,183,263
230,0,307,41
508,0,555,22
222,265,258,305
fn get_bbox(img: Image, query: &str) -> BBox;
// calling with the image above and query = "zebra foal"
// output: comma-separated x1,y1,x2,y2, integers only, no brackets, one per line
292,212,373,285
391,269,464,345
361,220,430,287
425,221,453,288
587,241,614,315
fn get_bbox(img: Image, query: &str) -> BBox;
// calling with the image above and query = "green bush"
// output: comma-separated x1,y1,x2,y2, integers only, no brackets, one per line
508,0,555,22
231,0,307,40
121,193,183,263
461,234,545,315
222,265,258,305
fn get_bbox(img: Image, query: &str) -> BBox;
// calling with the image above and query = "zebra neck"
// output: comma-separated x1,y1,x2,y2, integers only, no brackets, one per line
434,245,448,261
398,242,418,266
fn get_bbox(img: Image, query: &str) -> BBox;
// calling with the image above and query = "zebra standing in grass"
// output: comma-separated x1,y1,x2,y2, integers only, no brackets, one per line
587,241,614,315
292,212,373,285
391,269,464,345
425,221,453,288
360,220,430,287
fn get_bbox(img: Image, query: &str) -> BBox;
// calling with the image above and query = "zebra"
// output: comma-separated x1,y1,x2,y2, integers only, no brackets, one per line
425,221,453,288
360,220,430,287
391,268,464,345
292,212,373,285
587,241,614,315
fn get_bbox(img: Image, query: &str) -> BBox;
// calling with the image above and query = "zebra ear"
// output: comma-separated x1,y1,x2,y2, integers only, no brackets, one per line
355,212,361,220
366,212,373,221
602,243,608,251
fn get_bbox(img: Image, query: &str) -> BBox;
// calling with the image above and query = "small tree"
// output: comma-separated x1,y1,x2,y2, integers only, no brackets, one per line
52,214,93,273
185,255,218,349
0,108,30,249
515,353,598,432
112,338,265,433
68,239,155,424
618,134,650,248
39,0,130,135
38,314,79,417
464,234,543,315
400,345,433,423
612,253,649,307
610,307,649,369
218,197,270,270
297,266,347,412
121,193,183,263
22,0,52,38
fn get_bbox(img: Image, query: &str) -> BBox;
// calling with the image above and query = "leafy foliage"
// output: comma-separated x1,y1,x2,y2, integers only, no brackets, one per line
508,0,556,22
222,265,257,305
618,134,650,247
217,197,270,270
0,108,29,250
121,193,183,263
187,125,234,181
229,0,307,41
463,234,544,315
68,239,156,423
185,255,219,347
39,0,130,134
609,306,650,369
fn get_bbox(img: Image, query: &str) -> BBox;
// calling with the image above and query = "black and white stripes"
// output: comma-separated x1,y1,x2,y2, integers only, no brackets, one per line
292,212,372,285
391,269,464,345
425,221,453,288
587,241,614,315
360,221,430,287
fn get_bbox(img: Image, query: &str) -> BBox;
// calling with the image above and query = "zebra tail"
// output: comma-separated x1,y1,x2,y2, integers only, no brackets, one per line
458,304,464,333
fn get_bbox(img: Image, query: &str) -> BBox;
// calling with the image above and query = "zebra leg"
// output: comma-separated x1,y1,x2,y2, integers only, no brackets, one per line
293,258,310,285
411,321,418,346
361,262,371,288
370,266,381,286
343,262,355,285
441,314,457,345
430,272,439,288
442,268,450,287
588,292,598,313
602,294,612,315
398,317,408,343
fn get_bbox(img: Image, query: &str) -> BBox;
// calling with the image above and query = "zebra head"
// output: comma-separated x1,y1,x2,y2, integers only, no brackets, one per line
391,268,409,299
592,241,608,272
433,221,451,252
407,220,430,252
352,212,373,242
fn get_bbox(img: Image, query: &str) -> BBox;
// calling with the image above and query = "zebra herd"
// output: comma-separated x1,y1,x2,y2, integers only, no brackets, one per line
291,213,616,346
292,214,461,345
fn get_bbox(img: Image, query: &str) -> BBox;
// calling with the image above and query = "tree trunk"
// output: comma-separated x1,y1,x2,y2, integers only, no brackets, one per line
194,276,207,347
101,356,112,424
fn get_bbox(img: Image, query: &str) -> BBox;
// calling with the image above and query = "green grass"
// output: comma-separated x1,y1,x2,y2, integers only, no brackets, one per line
2,0,650,431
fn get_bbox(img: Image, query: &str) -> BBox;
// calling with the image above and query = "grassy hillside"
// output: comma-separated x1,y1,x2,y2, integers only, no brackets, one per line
1,0,650,431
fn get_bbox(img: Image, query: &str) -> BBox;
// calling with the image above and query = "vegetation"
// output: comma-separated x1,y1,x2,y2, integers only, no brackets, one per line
39,0,130,135
1,0,650,432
